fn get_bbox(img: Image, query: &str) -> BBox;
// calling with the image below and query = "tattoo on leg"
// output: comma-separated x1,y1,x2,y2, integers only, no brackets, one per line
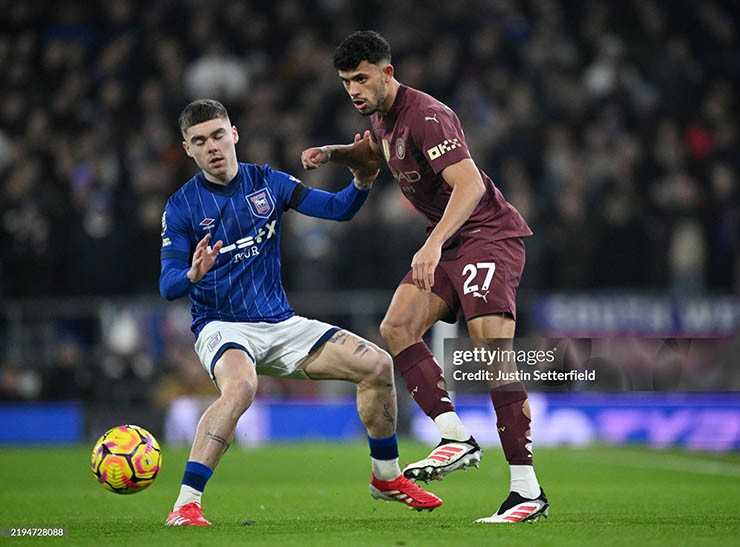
383,402,395,425
330,331,371,352
207,432,230,449
353,343,369,357
329,331,349,344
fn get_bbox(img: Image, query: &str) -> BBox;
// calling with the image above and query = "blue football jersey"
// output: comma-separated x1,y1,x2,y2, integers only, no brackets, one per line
161,163,300,336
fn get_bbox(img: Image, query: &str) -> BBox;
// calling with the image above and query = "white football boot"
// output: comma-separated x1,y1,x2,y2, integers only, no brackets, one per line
403,437,482,483
475,489,549,523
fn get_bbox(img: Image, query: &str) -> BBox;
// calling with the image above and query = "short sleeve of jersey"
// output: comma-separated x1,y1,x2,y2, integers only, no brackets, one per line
416,106,471,175
160,196,192,261
264,165,302,210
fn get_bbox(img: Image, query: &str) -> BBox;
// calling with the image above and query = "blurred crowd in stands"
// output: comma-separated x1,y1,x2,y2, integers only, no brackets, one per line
1,1,739,405
1,0,738,300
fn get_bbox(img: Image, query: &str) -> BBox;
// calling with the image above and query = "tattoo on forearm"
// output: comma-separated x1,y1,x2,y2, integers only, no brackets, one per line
207,432,229,449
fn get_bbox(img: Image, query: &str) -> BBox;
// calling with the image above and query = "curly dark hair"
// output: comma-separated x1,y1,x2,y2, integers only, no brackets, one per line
178,99,230,137
333,30,392,71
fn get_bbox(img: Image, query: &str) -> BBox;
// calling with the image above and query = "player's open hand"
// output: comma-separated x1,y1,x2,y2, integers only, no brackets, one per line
301,146,331,170
411,239,442,293
187,233,223,284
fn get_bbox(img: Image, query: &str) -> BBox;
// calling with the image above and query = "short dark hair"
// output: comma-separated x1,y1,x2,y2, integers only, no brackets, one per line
178,99,229,137
333,30,391,71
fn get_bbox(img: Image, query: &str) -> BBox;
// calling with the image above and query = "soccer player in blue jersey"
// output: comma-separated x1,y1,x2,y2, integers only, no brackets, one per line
160,99,442,526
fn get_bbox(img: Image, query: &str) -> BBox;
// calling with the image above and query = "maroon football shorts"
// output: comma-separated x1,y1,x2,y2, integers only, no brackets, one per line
400,237,526,322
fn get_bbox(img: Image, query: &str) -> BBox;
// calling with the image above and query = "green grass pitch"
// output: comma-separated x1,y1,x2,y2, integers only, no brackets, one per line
1,441,739,546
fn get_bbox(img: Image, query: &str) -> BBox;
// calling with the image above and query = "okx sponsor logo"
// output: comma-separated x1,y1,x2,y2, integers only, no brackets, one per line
219,220,277,264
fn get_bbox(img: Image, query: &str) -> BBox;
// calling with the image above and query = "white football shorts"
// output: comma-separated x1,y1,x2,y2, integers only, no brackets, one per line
194,315,340,381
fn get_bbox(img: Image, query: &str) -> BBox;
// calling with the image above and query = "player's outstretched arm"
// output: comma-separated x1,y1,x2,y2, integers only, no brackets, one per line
294,171,377,222
301,131,385,172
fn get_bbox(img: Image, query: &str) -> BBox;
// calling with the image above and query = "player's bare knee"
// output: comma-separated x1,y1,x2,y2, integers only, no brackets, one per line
360,348,394,389
378,316,397,342
374,349,394,385
220,376,257,416
379,316,418,349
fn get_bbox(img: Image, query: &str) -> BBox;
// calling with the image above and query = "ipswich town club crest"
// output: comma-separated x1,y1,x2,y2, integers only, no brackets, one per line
206,331,222,352
246,189,275,218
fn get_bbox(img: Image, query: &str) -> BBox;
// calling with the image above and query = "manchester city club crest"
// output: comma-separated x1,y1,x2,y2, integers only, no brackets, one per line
395,138,406,159
246,189,275,218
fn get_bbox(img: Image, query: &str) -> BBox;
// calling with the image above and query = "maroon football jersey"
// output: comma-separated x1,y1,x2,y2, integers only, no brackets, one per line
370,85,532,258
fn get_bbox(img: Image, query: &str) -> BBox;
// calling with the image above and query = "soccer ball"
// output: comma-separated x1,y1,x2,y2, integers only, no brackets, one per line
90,424,162,494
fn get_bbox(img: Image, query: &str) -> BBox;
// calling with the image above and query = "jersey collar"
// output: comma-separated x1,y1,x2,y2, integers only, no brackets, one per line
382,84,407,123
198,165,243,196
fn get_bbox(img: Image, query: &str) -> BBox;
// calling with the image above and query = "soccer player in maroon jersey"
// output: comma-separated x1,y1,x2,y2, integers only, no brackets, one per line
302,31,548,523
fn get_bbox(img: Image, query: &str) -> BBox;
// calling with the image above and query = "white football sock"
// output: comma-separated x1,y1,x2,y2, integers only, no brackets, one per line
372,458,401,481
510,465,540,499
434,411,470,441
173,484,202,510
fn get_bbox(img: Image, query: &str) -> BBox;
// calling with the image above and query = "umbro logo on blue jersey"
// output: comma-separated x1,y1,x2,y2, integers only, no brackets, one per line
200,218,216,230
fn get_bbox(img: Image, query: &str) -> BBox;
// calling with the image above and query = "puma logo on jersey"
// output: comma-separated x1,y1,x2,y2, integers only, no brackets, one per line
472,291,489,303
424,114,439,123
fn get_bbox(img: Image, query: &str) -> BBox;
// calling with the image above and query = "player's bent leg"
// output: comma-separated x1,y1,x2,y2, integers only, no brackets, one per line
379,283,448,355
379,286,452,424
300,331,441,511
166,349,257,526
381,284,482,482
300,330,396,438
